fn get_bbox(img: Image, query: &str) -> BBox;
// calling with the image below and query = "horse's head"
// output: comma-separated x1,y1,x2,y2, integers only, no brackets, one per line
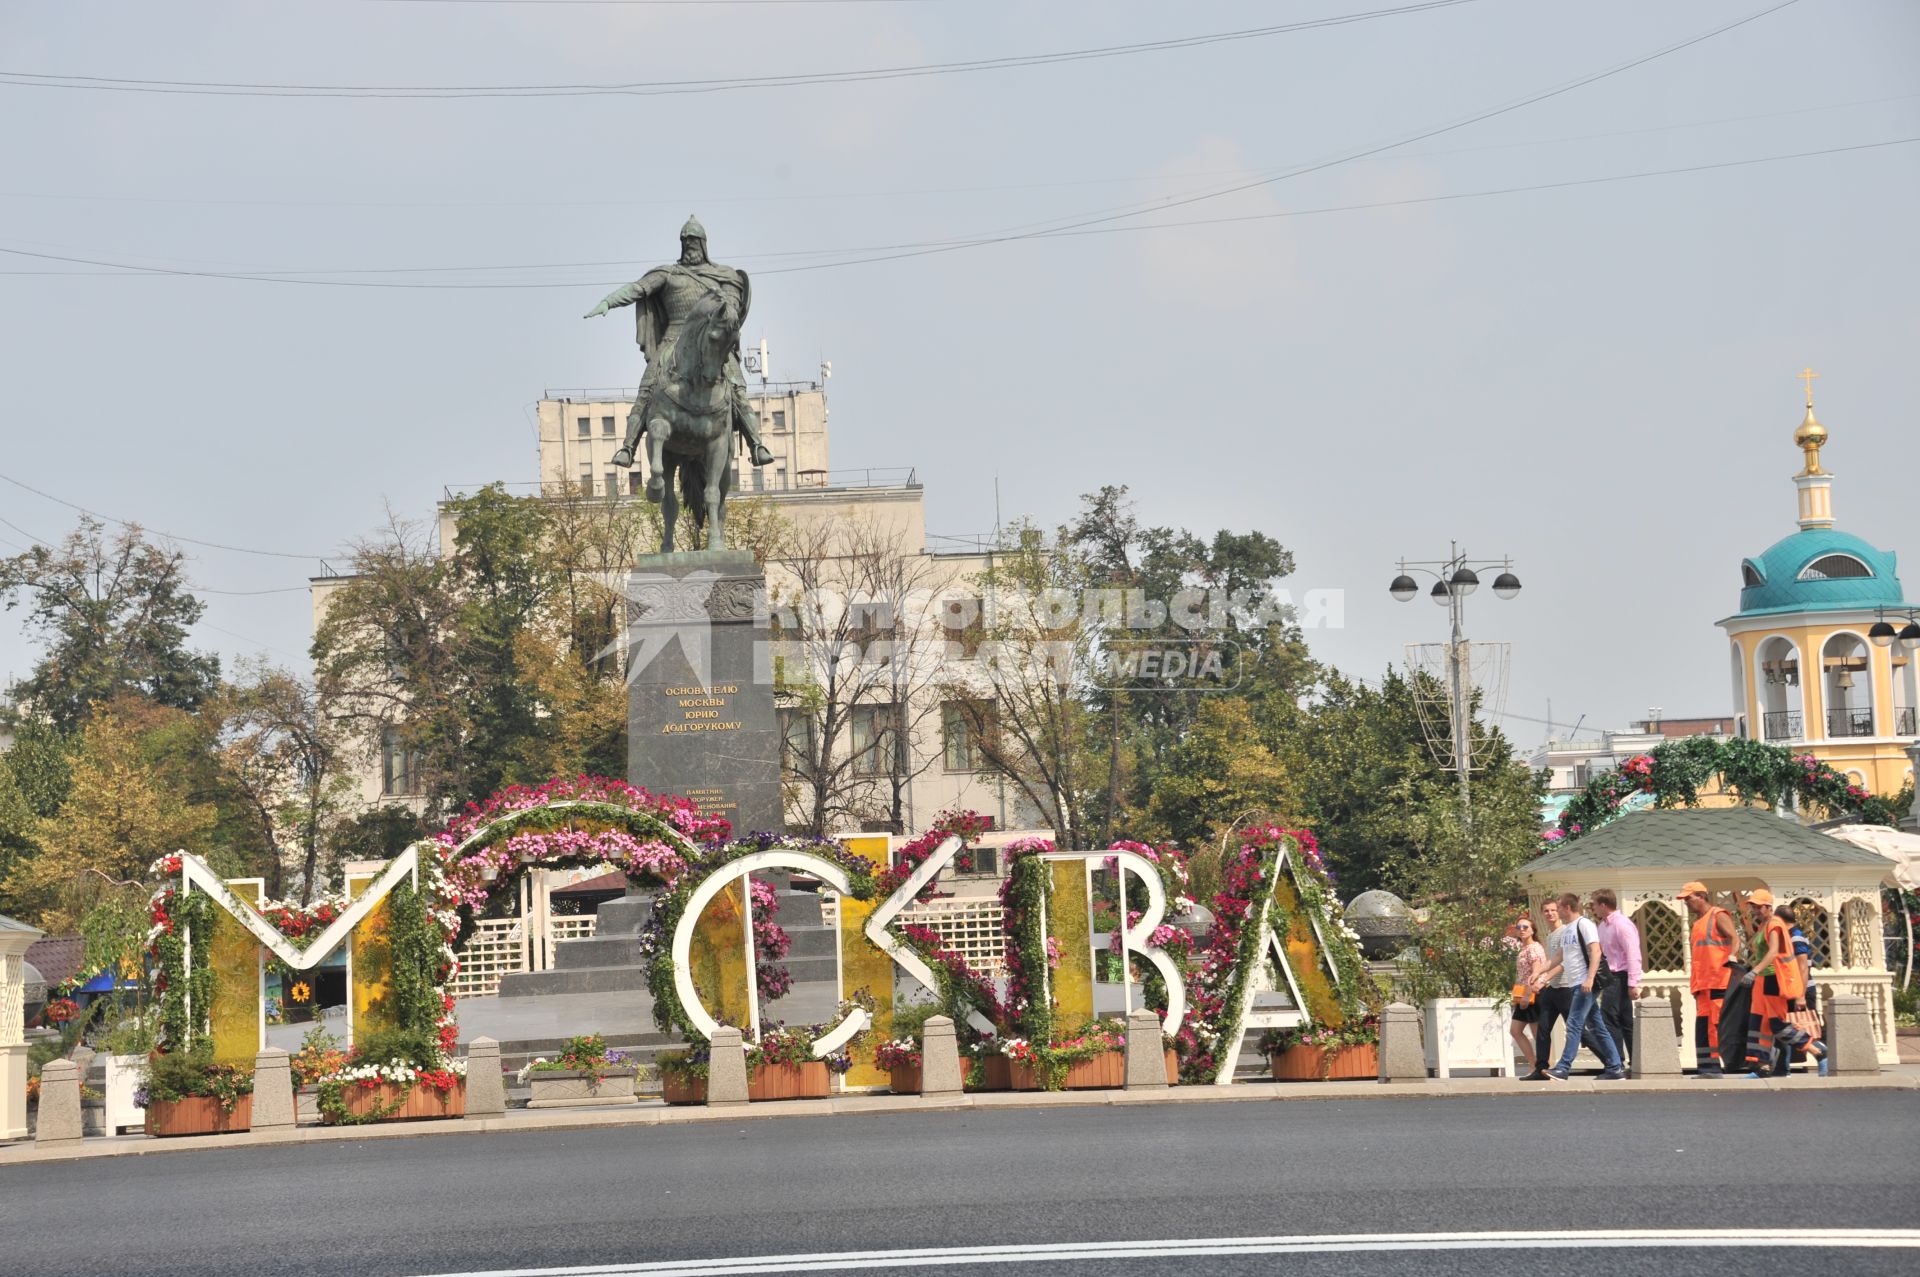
672,290,739,386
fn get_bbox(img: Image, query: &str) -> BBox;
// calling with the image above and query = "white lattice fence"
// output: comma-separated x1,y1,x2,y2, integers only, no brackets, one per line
452,917,526,1000
550,915,597,945
898,899,1007,976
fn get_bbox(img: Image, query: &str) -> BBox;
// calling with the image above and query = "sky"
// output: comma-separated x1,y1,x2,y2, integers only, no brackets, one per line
0,0,1916,753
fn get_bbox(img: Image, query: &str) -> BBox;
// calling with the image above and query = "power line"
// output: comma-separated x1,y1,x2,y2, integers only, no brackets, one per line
0,1,1483,99
5,89,1911,212
7,133,1900,287
0,471,326,561
753,0,1813,275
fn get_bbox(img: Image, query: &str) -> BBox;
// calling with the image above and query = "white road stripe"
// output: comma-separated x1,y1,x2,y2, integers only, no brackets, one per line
418,1229,1920,1277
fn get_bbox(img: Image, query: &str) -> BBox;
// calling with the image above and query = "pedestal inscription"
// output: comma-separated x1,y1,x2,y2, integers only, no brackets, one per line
626,550,784,836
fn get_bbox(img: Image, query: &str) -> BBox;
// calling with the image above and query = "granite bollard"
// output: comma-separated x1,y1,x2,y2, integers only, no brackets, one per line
1124,1009,1167,1090
920,1015,962,1096
464,1038,507,1119
1629,997,1683,1078
1378,1001,1426,1082
34,1059,83,1146
252,1047,296,1131
707,1027,748,1105
1824,993,1879,1076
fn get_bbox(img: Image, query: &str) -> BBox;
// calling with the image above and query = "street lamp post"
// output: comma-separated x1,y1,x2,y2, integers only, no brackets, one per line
1388,544,1522,824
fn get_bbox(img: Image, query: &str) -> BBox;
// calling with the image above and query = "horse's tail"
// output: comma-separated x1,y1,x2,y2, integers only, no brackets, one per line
681,459,705,529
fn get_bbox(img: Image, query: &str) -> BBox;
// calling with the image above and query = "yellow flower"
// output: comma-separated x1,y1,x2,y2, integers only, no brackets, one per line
291,981,312,1003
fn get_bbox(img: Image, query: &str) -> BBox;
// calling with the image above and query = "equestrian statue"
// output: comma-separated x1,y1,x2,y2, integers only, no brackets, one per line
585,215,775,553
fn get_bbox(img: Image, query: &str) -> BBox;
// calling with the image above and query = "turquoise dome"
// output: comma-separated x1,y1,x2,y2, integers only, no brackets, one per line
1737,528,1903,617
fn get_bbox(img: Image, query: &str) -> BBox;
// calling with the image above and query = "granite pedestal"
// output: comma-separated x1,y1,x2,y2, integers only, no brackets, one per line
625,550,783,835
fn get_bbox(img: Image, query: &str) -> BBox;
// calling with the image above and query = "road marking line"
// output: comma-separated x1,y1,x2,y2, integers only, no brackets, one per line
419,1229,1920,1277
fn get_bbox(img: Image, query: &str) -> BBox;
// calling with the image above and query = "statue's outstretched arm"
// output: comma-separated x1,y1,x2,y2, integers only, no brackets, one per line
584,277,649,319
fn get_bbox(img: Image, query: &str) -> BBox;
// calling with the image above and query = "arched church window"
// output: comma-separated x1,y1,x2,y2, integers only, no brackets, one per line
1799,554,1873,580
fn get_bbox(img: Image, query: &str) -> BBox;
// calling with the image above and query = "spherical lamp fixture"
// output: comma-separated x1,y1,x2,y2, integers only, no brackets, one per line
1449,567,1480,596
1430,581,1451,606
1869,620,1898,648
1898,620,1920,653
1492,572,1522,600
1389,574,1419,602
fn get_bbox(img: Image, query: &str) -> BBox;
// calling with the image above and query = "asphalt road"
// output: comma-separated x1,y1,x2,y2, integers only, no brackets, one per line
7,1092,1917,1277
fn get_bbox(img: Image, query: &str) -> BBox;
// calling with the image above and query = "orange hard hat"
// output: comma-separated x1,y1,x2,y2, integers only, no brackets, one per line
1746,888,1776,906
1676,881,1709,898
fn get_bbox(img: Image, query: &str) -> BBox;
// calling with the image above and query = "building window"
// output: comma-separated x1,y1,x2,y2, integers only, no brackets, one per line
629,470,644,496
578,463,593,495
943,700,993,772
751,466,764,492
941,597,987,656
775,467,786,489
601,415,616,436
777,708,814,776
605,471,619,498
850,704,902,776
1799,554,1872,581
576,416,590,438
381,728,423,797
771,410,786,431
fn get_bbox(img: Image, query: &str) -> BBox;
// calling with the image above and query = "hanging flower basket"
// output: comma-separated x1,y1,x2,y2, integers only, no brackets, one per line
748,1060,829,1101
145,1095,253,1138
887,1063,922,1095
331,1078,466,1123
661,1073,707,1105
1271,1043,1378,1082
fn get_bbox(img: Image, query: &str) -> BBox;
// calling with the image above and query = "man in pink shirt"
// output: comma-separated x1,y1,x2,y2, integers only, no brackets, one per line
1590,889,1644,1069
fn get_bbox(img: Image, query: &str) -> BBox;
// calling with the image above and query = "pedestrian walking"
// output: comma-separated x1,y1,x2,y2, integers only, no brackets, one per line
1590,889,1644,1068
1533,891,1625,1081
1772,903,1828,1075
1737,888,1806,1077
1508,916,1547,1071
1528,897,1616,1079
1679,881,1736,1078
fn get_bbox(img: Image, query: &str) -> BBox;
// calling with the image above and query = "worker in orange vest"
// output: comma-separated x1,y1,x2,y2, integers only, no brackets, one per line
1679,881,1737,1079
1740,888,1806,1077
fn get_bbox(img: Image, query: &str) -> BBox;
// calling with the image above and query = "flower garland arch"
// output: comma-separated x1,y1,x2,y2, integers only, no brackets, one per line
1549,737,1906,846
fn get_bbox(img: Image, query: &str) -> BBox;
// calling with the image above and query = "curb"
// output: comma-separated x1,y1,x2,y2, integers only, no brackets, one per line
4,1072,1914,1167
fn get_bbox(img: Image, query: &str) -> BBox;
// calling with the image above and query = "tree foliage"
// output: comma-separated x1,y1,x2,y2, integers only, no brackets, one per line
0,518,220,730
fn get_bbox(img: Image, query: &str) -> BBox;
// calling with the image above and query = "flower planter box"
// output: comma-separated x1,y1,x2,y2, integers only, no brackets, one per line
1423,998,1514,1079
145,1095,253,1138
332,1078,466,1123
964,1056,1011,1092
1008,1049,1126,1092
661,1073,707,1105
101,1054,146,1135
527,1067,639,1109
887,1063,922,1095
748,1060,829,1102
1270,1043,1379,1082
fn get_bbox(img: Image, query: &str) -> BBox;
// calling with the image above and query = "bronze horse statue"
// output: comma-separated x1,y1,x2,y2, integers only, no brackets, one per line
634,288,740,553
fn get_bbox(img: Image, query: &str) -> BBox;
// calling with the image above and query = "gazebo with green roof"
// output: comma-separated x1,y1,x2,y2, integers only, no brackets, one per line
1519,807,1897,1066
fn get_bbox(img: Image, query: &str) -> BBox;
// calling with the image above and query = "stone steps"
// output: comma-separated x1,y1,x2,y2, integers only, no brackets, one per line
498,890,837,998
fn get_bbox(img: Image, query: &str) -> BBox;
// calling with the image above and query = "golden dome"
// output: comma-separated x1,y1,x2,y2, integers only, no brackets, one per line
1793,368,1826,476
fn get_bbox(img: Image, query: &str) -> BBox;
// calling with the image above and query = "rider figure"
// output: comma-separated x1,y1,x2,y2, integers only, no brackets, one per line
584,215,777,476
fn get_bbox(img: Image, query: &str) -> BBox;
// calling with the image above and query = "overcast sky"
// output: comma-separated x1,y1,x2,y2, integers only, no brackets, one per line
1,0,1915,752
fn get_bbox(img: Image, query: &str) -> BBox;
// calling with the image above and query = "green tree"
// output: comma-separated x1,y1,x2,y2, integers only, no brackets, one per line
5,696,218,929
1142,696,1297,852
0,518,220,730
1282,667,1543,897
214,661,358,902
